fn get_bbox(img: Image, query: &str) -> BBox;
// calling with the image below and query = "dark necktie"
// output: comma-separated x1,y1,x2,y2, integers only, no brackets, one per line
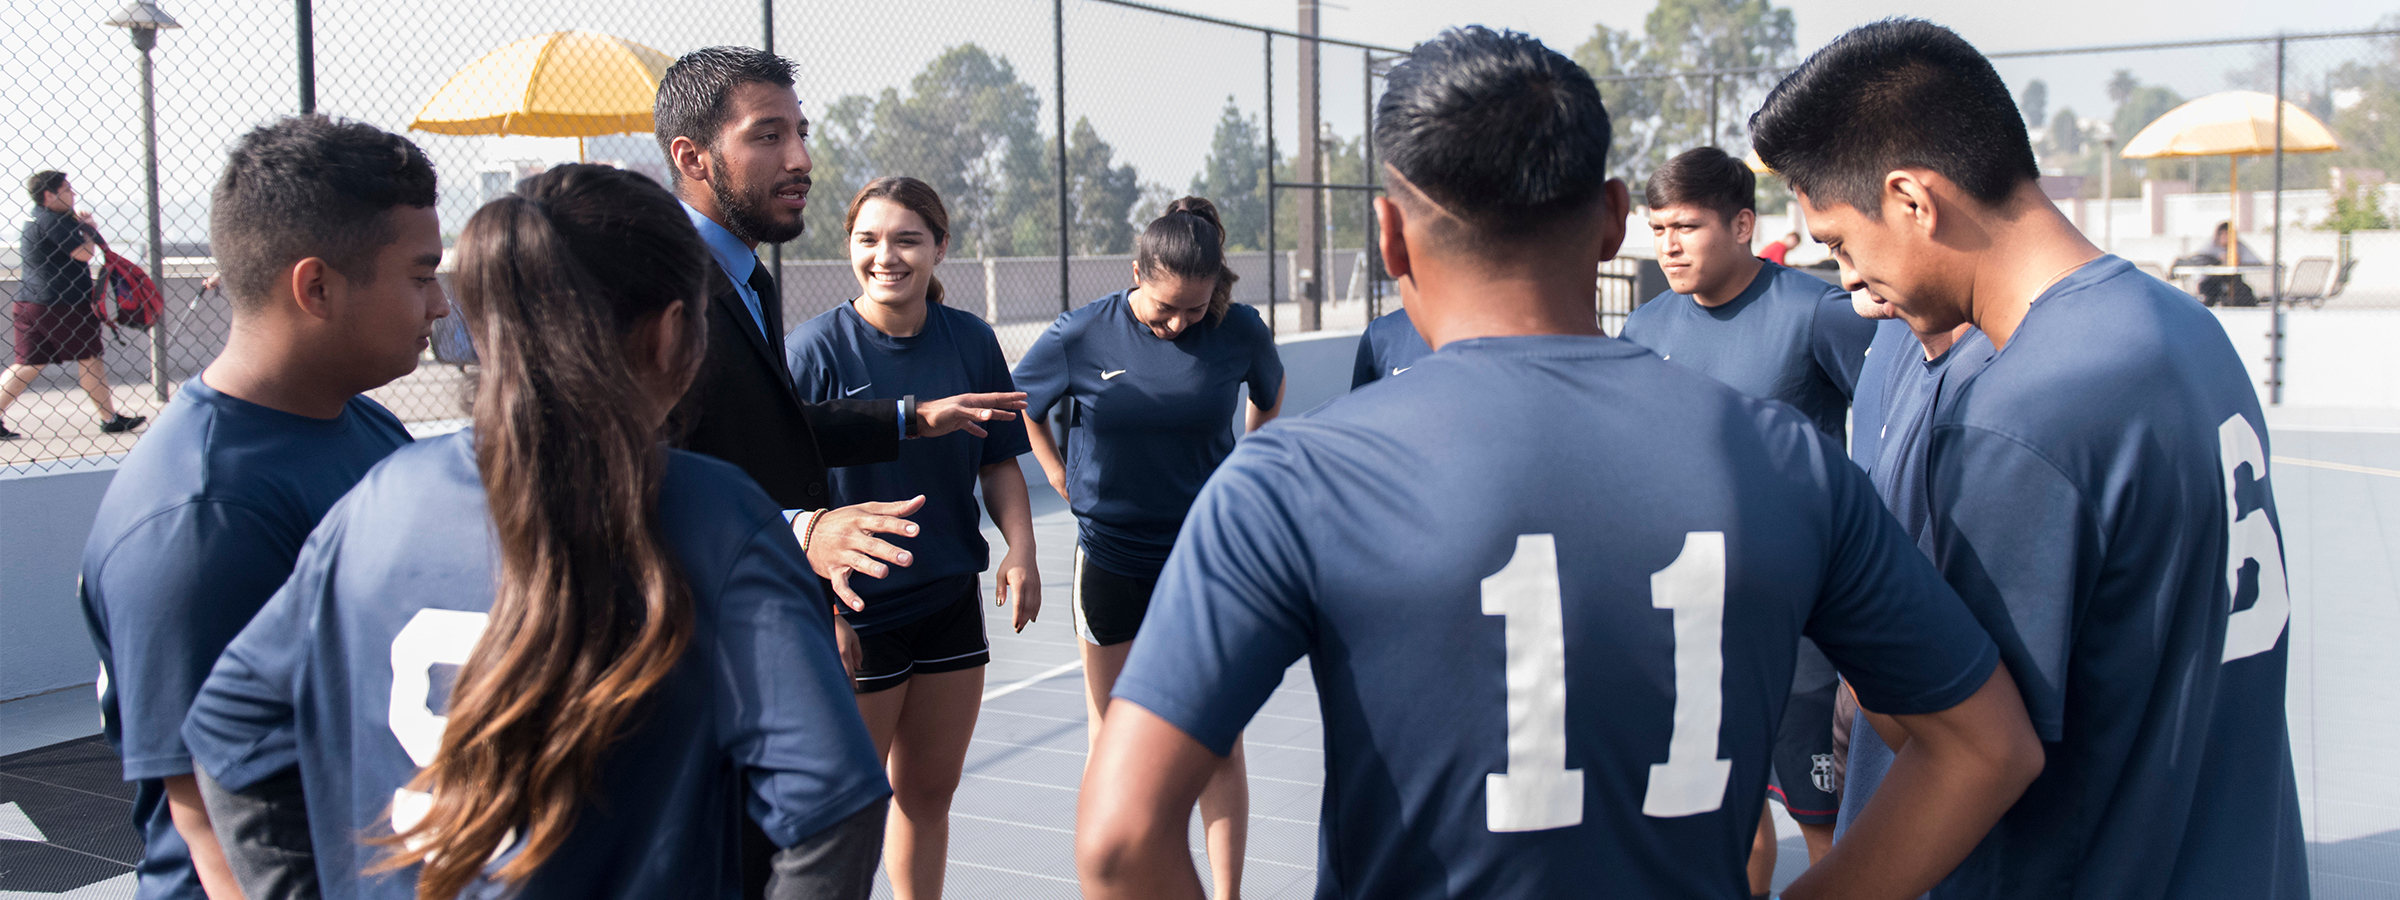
745,261,791,382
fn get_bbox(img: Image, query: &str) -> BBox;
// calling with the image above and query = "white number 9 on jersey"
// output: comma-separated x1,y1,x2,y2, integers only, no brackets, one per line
2218,415,2289,663
386,608,490,846
1481,532,1731,833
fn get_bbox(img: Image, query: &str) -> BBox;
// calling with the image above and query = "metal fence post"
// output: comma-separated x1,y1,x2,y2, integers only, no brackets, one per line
1055,0,1070,313
763,0,782,310
2268,34,2286,406
1264,31,1276,333
1362,48,1376,320
295,0,314,114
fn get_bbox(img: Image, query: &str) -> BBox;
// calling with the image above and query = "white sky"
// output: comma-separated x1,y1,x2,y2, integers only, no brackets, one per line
2,0,2386,245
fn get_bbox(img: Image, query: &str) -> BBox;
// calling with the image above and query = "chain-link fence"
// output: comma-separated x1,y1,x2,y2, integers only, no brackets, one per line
2,6,2394,469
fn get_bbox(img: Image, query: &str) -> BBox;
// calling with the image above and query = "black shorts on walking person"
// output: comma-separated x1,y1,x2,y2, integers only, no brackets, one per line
1072,546,1157,648
850,573,990,694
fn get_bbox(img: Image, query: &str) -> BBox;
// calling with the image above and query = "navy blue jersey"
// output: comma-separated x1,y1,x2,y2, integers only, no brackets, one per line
1012,291,1283,579
181,432,888,900
1114,334,1998,899
79,376,408,898
1350,307,1433,389
787,302,1032,633
1832,322,1995,846
1918,256,2306,900
1846,318,1915,467
1620,261,1873,442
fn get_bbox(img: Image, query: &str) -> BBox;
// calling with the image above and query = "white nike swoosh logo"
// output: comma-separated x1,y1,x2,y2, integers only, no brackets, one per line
1391,366,1410,375
843,383,872,396
1101,370,1127,380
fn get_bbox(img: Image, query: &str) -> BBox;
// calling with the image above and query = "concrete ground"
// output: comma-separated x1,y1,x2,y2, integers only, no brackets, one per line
3,408,2395,897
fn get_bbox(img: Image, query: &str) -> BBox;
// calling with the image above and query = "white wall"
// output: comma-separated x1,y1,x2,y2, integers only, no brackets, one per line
0,465,115,700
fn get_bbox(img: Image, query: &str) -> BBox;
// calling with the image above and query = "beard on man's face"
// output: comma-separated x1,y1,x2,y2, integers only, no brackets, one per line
709,156,809,245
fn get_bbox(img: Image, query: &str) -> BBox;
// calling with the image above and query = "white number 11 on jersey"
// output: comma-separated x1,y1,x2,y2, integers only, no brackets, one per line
1481,532,1732,833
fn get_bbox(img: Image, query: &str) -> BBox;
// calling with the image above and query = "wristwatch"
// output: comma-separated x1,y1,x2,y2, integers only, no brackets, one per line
900,394,918,438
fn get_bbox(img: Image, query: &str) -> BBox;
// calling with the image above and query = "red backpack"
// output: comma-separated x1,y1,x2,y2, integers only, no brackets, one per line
90,238,163,330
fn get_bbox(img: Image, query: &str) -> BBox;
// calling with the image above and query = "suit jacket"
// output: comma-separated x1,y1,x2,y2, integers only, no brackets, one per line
672,258,898,510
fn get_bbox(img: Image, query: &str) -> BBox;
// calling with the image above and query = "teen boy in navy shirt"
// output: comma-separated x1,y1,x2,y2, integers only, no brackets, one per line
78,116,444,898
1757,19,2307,898
1349,306,1431,388
1077,27,2041,900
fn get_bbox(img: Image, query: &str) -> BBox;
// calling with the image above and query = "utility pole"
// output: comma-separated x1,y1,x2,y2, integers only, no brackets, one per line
1296,0,1323,330
295,0,313,114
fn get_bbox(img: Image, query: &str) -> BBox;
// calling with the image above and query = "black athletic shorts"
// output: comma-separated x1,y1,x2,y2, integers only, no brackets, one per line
1768,638,1841,825
1071,547,1156,647
850,574,989,694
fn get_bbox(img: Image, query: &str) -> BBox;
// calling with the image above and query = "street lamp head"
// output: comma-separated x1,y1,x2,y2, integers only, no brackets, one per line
104,1,181,51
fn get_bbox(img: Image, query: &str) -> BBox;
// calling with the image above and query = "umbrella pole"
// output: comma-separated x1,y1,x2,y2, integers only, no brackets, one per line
579,136,586,163
2227,154,2238,264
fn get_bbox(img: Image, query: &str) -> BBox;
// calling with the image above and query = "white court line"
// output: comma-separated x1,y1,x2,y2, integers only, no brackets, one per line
2275,456,2400,479
2270,425,2400,435
983,660,1084,702
950,859,1081,884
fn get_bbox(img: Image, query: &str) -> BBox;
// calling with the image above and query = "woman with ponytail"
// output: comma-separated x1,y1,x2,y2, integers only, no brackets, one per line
1012,195,1283,900
182,164,889,900
783,176,1038,900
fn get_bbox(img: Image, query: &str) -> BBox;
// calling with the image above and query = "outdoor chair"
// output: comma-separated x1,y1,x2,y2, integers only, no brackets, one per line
2282,257,2355,309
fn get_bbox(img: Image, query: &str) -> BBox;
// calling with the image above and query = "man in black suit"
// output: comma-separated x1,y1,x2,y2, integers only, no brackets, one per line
655,47,1025,609
653,46,1028,900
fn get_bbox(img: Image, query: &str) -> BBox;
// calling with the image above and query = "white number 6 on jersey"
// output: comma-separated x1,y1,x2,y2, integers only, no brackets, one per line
2218,415,2289,663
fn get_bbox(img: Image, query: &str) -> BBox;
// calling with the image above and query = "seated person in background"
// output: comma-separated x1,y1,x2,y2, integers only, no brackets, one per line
2181,220,2262,307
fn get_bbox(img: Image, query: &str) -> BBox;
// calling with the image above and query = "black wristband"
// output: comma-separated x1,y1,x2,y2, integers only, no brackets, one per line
901,394,918,438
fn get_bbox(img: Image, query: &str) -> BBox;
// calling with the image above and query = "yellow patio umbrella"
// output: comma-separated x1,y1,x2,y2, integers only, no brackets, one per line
408,30,674,160
2120,90,2340,267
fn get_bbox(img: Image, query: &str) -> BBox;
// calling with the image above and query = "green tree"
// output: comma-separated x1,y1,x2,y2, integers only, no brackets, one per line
1058,117,1142,255
785,94,875,260
1571,0,1800,190
2046,108,2082,157
1188,98,1274,251
866,45,1050,258
2022,79,2048,128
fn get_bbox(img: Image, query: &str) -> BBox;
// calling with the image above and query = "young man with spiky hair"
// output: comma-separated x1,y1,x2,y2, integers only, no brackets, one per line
1076,26,2042,900
80,115,444,900
1754,18,2307,899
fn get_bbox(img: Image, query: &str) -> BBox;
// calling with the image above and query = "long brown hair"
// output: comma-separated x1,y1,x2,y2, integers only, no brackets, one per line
844,176,952,305
369,164,710,898
1136,196,1238,324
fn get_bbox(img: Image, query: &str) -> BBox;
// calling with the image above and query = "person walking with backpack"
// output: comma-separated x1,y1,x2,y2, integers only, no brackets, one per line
3,170,144,438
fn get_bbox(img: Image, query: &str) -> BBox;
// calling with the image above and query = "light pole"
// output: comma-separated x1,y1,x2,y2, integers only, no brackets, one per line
105,1,181,403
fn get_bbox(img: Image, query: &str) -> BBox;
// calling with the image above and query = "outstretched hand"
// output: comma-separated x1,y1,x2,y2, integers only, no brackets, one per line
803,496,926,611
915,392,1029,439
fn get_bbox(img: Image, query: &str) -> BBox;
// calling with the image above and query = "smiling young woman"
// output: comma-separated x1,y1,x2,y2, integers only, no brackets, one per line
1011,196,1285,900
783,176,1040,900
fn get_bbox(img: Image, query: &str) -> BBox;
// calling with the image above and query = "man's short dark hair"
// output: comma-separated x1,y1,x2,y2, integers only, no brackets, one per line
1374,26,1613,245
1750,18,2037,217
26,171,66,203
209,115,438,311
653,46,797,164
1645,147,1755,222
